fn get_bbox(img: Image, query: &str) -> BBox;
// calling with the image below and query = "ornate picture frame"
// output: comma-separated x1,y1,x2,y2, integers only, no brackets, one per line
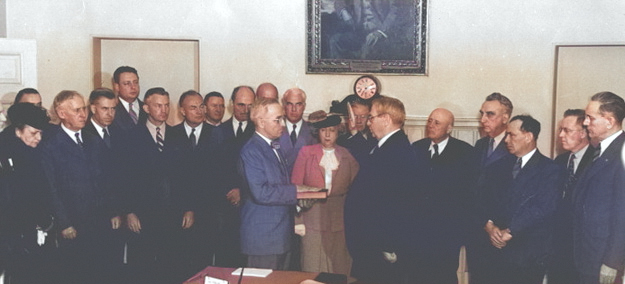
306,0,428,75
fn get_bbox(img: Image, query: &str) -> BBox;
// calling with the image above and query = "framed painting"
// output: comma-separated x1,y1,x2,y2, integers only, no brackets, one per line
306,0,428,75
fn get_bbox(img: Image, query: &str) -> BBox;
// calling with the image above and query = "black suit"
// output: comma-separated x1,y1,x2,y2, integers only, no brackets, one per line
124,123,193,284
210,118,255,267
337,131,378,164
344,130,420,284
411,136,475,284
573,132,625,284
168,122,220,271
41,125,115,283
487,150,562,284
468,135,517,284
112,99,147,132
549,145,594,284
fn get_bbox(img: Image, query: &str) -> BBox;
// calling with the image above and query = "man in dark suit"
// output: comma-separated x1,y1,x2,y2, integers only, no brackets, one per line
482,115,561,284
112,66,147,131
238,98,298,269
169,90,220,272
468,92,517,284
213,85,256,267
344,96,419,284
278,87,317,174
124,87,195,284
204,91,225,127
336,96,377,164
574,92,625,284
410,108,475,284
83,88,122,149
549,109,594,284
41,90,120,283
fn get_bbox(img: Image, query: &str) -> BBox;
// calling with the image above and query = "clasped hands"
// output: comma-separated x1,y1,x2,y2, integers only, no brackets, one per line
485,221,512,249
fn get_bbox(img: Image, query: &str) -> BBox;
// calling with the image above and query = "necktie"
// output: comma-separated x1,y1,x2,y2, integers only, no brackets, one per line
432,143,440,160
592,144,601,162
190,128,197,149
156,127,164,152
290,124,297,145
271,141,288,177
102,128,111,148
236,121,243,138
563,153,576,199
512,158,522,179
75,132,84,149
487,138,495,157
128,102,138,124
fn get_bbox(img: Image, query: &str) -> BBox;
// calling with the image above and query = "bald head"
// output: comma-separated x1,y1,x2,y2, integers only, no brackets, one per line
256,83,279,100
426,108,454,143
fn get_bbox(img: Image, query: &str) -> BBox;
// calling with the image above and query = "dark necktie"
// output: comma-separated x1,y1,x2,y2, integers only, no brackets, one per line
236,121,243,138
190,128,197,149
102,128,111,148
487,138,495,157
156,127,164,152
290,124,297,145
563,153,576,199
128,102,138,124
512,158,522,179
592,144,601,162
75,132,83,149
432,143,440,160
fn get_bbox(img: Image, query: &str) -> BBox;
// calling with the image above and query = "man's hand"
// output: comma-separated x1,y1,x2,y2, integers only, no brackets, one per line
182,211,195,229
365,31,384,47
485,221,506,249
127,213,142,233
382,252,397,263
62,226,77,239
294,224,306,236
111,216,121,230
227,188,241,206
599,264,617,284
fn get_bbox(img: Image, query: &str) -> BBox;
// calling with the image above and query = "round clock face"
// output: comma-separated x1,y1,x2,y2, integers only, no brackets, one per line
354,76,378,99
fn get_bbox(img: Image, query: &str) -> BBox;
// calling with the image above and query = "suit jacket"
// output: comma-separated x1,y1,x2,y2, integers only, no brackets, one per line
112,99,147,132
573,132,625,277
216,117,255,191
472,135,517,227
238,133,297,255
279,121,317,175
489,150,562,267
344,130,420,261
291,144,359,232
337,131,378,165
40,125,111,231
124,123,192,220
411,137,475,252
554,145,595,200
168,122,220,212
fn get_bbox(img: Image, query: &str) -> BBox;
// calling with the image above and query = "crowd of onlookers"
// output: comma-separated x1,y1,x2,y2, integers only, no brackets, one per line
1,65,624,284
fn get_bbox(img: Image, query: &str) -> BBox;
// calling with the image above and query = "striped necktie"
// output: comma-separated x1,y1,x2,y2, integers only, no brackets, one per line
129,102,138,124
156,127,164,152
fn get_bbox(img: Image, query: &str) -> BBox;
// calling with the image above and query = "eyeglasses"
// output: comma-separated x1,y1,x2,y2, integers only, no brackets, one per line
368,113,386,122
559,127,584,135
353,115,369,120
261,116,285,124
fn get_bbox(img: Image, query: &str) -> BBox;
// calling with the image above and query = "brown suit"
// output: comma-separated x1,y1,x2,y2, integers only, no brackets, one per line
291,144,359,274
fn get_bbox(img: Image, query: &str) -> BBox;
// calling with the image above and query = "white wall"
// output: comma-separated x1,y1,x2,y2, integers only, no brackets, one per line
6,0,625,152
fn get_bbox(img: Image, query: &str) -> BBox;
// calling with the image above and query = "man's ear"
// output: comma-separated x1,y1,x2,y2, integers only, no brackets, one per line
142,103,149,114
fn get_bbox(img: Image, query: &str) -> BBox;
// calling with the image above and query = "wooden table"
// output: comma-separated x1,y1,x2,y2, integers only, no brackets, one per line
183,266,320,284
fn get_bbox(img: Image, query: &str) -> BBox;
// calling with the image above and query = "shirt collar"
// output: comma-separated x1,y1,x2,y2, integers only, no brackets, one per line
184,121,203,137
286,119,303,134
119,98,138,113
61,123,82,144
518,148,537,168
377,128,401,148
492,130,506,149
599,130,623,156
429,136,450,154
90,118,107,139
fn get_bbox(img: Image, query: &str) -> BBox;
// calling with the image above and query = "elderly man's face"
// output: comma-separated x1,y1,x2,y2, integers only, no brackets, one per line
351,104,369,132
479,100,509,137
58,96,87,131
426,109,453,143
233,89,255,122
284,92,306,124
584,101,613,142
261,103,285,140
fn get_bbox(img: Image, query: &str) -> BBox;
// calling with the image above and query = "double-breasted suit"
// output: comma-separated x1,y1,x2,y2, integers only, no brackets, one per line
573,132,625,283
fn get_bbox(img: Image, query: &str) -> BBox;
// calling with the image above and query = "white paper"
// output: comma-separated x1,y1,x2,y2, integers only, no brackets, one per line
231,268,272,278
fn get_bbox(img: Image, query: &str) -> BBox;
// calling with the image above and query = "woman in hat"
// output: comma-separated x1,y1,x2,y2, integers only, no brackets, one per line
291,110,359,275
0,103,52,284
